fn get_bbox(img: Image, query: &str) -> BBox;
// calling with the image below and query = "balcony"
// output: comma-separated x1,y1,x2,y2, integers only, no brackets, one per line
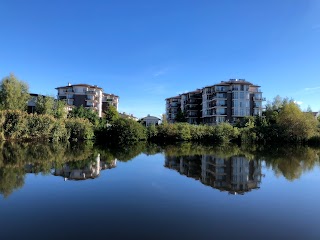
212,94,227,100
254,97,266,101
86,98,98,103
213,104,227,108
86,90,97,95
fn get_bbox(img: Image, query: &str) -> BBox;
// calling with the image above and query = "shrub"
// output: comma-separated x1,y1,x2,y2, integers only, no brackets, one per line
65,118,95,141
105,118,146,145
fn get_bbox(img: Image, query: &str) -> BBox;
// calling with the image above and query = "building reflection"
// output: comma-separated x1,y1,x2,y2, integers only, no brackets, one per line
24,154,117,181
53,154,117,181
165,154,262,195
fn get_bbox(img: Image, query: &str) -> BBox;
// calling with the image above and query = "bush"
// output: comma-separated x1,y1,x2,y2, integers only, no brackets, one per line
26,114,55,140
51,120,69,142
65,118,95,141
104,118,146,145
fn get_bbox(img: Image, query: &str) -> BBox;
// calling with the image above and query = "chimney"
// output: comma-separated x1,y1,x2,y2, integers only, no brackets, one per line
68,82,71,86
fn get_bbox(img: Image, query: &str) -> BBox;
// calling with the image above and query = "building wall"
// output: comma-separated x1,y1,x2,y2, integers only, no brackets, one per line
167,79,264,125
56,84,107,117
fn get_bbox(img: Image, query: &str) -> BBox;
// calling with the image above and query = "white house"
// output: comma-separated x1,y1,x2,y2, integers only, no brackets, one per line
140,114,161,126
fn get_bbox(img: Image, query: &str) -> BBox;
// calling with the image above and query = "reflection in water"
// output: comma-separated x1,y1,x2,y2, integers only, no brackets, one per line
53,154,117,181
0,141,320,198
165,154,262,195
0,142,118,197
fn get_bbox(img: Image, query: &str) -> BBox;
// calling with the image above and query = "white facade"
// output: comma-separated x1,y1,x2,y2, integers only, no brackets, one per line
102,93,119,111
140,115,161,126
56,84,104,117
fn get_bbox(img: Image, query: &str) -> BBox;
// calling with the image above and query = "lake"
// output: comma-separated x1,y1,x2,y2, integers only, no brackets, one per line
1,142,320,240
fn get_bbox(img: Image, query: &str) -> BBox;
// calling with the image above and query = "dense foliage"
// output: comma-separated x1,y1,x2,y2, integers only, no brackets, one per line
148,122,239,143
237,96,320,144
0,74,30,111
0,110,94,141
97,118,147,145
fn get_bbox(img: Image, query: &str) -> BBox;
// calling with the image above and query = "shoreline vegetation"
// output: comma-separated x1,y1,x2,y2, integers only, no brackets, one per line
0,74,320,145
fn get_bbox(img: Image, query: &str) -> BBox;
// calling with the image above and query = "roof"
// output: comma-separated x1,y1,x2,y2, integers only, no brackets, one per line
29,93,53,98
224,79,253,85
165,95,181,100
55,84,103,90
140,115,161,120
103,93,119,97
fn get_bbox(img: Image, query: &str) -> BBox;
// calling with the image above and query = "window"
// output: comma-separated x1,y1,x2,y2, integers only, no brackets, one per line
240,92,244,99
233,92,238,99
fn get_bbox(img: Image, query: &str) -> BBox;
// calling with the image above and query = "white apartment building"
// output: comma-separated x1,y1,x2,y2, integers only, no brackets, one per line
166,79,265,125
202,79,264,125
56,83,119,118
165,96,181,123
102,93,119,111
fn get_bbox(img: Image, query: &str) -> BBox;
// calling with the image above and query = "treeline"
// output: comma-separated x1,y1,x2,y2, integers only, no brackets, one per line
0,110,94,141
0,74,95,141
1,74,320,145
237,96,320,144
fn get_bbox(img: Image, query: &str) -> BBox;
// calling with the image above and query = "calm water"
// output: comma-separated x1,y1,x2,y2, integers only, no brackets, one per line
1,142,320,240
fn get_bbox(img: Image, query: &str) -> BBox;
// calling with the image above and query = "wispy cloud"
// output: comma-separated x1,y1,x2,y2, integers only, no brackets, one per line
143,83,167,95
304,86,320,92
153,68,169,77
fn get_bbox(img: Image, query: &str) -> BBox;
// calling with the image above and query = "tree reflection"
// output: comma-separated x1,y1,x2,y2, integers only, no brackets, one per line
254,145,320,181
163,144,320,193
0,141,319,198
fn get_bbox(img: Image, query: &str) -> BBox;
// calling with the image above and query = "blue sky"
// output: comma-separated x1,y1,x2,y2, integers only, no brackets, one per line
1,0,320,118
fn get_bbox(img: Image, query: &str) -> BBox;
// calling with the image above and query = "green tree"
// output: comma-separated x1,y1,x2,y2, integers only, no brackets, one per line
68,105,99,126
54,100,67,119
277,102,318,142
105,118,146,145
175,108,186,122
35,95,55,115
0,73,30,111
104,105,119,123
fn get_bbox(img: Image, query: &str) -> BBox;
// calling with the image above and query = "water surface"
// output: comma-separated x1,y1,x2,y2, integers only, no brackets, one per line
1,142,320,240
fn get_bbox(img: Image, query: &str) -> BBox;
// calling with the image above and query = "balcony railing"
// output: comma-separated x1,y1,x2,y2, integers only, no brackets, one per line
86,90,97,95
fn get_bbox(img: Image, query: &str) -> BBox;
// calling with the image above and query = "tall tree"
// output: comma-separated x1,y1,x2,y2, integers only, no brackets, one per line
68,105,99,126
277,102,318,141
175,108,186,122
0,73,30,111
35,95,55,115
54,100,67,119
104,105,119,123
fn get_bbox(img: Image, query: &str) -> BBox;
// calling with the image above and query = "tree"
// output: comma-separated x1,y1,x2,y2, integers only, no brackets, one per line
35,95,55,115
104,105,119,123
175,108,186,122
161,113,167,124
54,100,67,119
277,102,318,142
0,73,30,111
105,118,146,145
68,105,99,126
